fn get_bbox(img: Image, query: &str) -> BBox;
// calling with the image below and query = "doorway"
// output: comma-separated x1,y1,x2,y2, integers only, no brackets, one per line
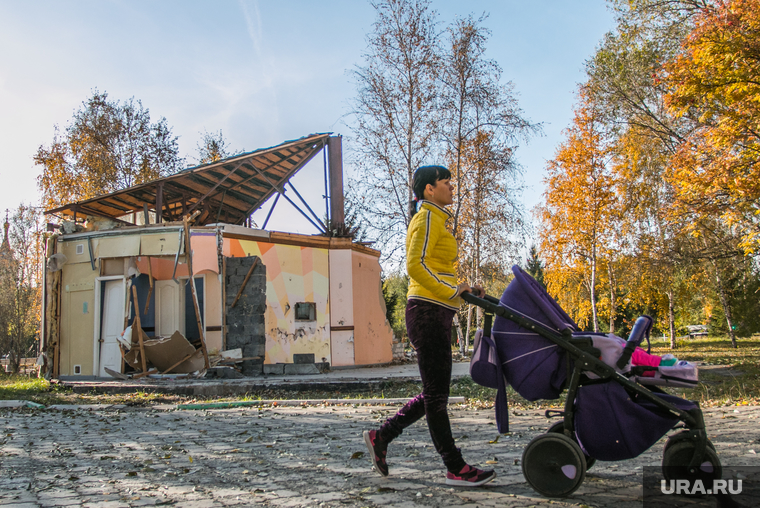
97,278,126,377
155,280,184,336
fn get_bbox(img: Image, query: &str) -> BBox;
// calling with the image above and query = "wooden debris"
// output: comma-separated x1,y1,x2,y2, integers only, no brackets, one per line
231,257,260,308
131,285,147,373
183,215,210,369
144,256,153,314
104,367,128,380
132,368,158,379
162,351,196,375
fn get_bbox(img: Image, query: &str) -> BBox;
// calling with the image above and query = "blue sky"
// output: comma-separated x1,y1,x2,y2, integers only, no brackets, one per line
0,0,615,236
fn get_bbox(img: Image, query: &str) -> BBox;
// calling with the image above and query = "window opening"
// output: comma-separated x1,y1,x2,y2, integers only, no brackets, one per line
294,302,316,321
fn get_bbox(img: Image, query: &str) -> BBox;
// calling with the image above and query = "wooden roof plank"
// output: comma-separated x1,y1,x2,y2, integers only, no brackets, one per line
44,133,332,226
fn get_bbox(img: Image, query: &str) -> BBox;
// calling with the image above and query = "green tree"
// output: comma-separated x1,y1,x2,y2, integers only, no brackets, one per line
382,272,410,340
35,90,183,210
524,245,545,288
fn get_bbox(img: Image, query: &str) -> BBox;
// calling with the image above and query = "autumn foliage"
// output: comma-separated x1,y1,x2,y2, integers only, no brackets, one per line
540,0,760,343
35,91,182,210
664,0,760,253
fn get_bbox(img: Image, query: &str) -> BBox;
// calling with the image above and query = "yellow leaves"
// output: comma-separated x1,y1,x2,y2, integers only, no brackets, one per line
662,0,760,253
34,91,181,211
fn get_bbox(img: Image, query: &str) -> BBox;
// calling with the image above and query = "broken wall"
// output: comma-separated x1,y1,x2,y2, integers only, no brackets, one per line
225,238,330,365
225,256,266,375
54,227,222,377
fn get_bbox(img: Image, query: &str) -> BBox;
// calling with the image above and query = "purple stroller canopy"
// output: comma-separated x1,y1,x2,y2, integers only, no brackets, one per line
492,266,577,401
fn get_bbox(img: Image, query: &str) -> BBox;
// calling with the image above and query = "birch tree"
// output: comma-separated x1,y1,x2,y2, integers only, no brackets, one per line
437,15,536,349
540,91,617,332
439,15,535,235
613,126,686,345
350,0,440,261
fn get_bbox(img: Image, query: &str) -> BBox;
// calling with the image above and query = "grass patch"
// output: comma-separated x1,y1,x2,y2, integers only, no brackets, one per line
649,336,760,407
1,336,757,409
0,375,191,406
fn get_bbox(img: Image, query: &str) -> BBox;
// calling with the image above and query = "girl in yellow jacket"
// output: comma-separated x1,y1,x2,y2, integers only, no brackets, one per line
363,165,496,487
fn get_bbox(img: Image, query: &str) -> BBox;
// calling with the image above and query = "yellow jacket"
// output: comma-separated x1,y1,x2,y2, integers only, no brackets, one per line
406,201,460,310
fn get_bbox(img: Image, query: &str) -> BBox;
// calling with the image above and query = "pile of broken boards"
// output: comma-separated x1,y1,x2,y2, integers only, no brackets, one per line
106,325,246,380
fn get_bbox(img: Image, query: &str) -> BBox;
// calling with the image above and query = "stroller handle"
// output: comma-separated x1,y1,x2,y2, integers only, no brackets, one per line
461,291,574,341
461,291,501,312
616,315,654,369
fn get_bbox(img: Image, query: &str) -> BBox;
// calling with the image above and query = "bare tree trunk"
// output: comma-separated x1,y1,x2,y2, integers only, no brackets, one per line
710,260,737,348
474,223,482,330
9,350,19,375
463,263,475,356
608,260,615,334
463,305,473,357
667,288,676,349
590,243,599,332
455,316,465,355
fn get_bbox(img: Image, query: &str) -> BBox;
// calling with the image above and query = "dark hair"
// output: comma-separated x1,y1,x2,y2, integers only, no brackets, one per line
411,165,451,215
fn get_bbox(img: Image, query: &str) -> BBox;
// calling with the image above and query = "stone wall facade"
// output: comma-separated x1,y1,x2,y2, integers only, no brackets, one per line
224,256,266,376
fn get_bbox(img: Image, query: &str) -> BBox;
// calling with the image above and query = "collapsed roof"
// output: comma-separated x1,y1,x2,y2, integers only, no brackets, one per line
45,133,332,227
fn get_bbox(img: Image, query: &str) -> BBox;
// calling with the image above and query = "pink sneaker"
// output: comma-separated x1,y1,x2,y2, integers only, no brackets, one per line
363,430,388,477
445,464,496,486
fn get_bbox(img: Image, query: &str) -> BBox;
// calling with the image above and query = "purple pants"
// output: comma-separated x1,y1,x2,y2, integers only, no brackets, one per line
378,299,466,473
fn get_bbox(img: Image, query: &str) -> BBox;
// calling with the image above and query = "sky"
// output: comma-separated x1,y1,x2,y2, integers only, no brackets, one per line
0,0,616,238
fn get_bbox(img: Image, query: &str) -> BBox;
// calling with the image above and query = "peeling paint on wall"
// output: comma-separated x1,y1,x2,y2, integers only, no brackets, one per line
225,238,330,364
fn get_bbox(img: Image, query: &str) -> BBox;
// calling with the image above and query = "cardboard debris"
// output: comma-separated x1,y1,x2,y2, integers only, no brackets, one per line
104,367,128,380
124,330,204,374
220,349,242,360
124,327,151,370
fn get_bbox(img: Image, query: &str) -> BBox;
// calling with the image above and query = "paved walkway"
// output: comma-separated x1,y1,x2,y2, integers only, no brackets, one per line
58,363,472,397
1,401,758,507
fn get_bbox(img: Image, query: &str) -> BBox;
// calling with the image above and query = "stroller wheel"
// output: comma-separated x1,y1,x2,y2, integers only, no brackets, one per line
662,440,722,486
522,433,586,497
663,431,716,455
547,422,596,470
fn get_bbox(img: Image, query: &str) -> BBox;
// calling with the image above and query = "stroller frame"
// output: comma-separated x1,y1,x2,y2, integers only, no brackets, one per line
463,290,719,497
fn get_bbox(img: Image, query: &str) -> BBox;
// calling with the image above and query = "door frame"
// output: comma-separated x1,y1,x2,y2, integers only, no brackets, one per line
93,275,127,377
178,274,206,340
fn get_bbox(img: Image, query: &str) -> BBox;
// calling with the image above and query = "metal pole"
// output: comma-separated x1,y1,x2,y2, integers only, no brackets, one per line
288,181,326,228
262,193,280,230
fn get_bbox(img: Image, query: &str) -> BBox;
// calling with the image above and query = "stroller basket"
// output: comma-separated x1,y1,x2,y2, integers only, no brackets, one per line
464,265,720,498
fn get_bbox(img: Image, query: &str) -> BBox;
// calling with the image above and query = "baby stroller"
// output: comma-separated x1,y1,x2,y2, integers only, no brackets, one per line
465,266,720,498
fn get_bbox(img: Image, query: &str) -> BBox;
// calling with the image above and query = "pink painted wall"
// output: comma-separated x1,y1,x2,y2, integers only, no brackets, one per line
351,250,393,365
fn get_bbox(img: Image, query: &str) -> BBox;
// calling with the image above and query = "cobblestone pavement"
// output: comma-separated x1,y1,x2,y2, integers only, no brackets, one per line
1,404,758,507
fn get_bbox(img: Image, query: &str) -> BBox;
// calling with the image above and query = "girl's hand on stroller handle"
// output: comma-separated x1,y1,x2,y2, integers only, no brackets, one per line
457,283,485,298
